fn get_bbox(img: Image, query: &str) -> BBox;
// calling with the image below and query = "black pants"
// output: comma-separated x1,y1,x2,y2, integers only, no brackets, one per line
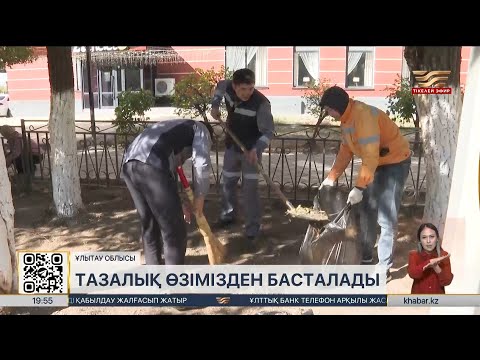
122,160,187,265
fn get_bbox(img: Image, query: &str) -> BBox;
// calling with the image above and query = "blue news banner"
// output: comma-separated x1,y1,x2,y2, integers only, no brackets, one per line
65,252,388,307
69,294,387,307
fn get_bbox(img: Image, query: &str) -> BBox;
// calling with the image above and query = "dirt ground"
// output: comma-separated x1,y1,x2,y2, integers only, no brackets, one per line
9,181,429,315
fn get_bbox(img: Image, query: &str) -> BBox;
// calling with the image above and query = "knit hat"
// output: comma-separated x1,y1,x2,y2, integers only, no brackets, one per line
320,86,350,115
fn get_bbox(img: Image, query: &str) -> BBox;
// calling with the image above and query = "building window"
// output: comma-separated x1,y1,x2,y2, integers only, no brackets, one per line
74,58,82,91
0,67,7,92
124,68,142,91
401,47,411,82
79,61,151,109
81,61,99,109
143,65,153,94
293,46,319,87
226,47,268,87
346,46,374,88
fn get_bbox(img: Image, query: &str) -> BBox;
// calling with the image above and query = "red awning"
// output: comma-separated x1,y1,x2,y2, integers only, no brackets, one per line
72,46,185,66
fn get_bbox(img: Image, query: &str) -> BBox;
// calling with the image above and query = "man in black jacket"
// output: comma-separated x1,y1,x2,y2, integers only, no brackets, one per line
210,68,275,247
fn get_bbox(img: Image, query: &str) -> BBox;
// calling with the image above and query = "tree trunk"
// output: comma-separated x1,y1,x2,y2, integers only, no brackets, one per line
47,47,83,217
0,145,17,295
404,47,462,237
430,47,480,314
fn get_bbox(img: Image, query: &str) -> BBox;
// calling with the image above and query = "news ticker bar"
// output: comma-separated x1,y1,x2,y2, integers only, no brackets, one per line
68,294,386,307
66,294,480,307
2,295,480,307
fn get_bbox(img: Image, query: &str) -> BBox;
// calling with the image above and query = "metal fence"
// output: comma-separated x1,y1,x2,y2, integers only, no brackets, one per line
2,119,427,205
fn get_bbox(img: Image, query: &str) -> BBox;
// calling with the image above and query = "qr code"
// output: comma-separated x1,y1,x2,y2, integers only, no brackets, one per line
18,252,69,294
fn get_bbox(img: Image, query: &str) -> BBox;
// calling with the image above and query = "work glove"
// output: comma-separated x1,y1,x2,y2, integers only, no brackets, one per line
320,177,335,190
347,187,364,205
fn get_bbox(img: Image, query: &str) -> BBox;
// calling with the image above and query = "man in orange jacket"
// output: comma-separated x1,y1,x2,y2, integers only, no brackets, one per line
319,86,411,279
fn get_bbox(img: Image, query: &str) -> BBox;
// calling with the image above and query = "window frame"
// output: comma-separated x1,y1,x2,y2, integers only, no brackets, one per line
345,46,375,90
401,46,411,82
225,46,268,87
293,46,319,88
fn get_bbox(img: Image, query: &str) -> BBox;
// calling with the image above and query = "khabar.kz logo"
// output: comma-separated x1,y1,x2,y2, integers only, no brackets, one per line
412,70,452,94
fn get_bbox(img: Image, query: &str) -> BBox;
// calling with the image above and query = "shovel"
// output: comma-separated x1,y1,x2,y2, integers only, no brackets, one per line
215,118,328,223
176,166,226,265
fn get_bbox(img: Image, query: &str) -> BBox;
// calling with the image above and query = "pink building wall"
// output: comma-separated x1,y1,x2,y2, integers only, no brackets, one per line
5,46,472,114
